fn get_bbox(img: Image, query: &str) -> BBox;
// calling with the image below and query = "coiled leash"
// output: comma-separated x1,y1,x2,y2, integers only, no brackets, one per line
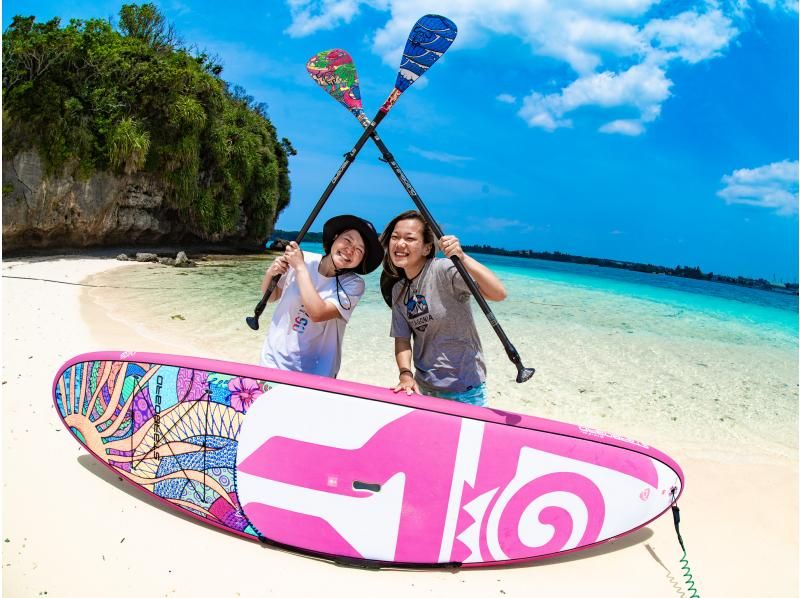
671,487,701,597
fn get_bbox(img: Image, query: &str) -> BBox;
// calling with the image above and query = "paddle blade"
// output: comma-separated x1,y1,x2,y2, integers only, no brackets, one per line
306,49,365,118
395,15,457,93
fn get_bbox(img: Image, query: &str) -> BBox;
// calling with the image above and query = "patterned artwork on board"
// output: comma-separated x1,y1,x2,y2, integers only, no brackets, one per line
54,359,267,537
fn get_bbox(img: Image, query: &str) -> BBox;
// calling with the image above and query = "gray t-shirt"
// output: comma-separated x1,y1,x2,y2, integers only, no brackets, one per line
390,258,486,393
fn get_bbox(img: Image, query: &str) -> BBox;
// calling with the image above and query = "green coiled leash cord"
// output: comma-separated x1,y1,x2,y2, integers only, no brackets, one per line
671,487,700,597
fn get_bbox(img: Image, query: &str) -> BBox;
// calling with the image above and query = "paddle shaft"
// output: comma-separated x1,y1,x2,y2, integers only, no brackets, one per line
363,123,534,380
246,110,390,330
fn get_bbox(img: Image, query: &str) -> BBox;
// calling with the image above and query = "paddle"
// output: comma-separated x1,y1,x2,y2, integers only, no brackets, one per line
308,52,535,384
245,15,457,331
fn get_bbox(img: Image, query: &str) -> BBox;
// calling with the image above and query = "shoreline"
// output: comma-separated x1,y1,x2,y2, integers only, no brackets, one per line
80,251,798,461
2,254,797,597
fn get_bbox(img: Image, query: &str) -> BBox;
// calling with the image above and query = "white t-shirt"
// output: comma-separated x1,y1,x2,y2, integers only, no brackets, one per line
260,252,365,377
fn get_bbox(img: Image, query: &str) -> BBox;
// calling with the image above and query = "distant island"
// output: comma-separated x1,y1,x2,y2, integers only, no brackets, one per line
272,230,798,295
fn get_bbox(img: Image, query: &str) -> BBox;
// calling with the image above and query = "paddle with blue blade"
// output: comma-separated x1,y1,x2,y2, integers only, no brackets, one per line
245,15,457,331
307,45,535,383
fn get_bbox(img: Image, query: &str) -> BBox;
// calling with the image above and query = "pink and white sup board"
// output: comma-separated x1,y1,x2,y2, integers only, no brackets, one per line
53,351,683,567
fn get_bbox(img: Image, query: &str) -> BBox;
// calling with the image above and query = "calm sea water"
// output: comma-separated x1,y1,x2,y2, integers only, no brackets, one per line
89,243,798,457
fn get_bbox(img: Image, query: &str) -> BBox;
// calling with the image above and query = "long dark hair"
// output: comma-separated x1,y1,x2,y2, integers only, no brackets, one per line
378,210,435,307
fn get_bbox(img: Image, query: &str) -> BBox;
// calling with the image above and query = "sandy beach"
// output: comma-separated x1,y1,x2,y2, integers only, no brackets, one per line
2,255,797,597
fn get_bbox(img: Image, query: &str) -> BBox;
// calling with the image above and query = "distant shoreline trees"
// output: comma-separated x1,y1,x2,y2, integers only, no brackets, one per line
460,244,799,295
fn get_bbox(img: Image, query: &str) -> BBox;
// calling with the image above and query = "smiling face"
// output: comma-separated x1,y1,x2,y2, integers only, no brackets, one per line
330,228,366,271
388,218,433,276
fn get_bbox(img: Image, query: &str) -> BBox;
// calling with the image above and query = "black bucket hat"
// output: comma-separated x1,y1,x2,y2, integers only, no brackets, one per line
322,215,384,274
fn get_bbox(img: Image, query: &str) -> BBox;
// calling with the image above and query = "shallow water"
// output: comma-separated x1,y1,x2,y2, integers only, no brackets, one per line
87,245,798,458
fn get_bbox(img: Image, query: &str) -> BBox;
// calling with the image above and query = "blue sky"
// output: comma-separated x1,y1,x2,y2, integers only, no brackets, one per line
4,1,798,280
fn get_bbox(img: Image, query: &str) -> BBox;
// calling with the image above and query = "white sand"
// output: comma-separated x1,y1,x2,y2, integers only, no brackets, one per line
2,256,797,597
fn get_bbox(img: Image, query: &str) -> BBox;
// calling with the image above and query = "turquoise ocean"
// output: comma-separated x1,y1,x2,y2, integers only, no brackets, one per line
88,243,798,459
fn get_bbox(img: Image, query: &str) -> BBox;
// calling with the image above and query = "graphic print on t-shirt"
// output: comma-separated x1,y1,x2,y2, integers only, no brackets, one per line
406,293,433,332
292,306,309,334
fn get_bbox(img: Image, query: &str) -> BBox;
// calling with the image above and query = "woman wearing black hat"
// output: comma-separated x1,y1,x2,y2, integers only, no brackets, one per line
259,214,383,378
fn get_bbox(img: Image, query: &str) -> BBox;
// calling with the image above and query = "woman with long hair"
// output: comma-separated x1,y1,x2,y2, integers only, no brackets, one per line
380,210,506,406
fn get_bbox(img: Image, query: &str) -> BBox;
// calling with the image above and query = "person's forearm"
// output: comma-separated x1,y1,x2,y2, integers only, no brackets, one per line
293,267,340,322
392,338,418,394
459,254,507,301
260,271,283,302
394,338,413,371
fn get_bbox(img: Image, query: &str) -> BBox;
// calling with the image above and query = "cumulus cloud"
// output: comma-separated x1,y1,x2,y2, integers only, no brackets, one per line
284,1,787,134
285,0,374,37
519,62,671,131
642,9,736,64
718,160,799,215
516,8,734,135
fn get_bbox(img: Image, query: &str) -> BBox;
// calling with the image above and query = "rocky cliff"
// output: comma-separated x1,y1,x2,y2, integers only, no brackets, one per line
3,151,250,251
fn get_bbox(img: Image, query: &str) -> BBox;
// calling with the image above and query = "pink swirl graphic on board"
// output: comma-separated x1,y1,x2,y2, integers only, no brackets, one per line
496,472,604,559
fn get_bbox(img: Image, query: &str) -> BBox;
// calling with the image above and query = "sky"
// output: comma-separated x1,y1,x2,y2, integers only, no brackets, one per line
4,0,798,280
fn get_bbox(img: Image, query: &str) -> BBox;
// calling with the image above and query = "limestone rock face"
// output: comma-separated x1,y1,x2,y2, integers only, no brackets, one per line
2,151,252,250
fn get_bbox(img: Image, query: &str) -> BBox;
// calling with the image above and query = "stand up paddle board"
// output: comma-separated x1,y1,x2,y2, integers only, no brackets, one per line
53,351,683,567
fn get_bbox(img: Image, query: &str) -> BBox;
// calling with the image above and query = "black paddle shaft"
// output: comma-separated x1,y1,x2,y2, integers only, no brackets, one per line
245,110,388,331
371,128,535,383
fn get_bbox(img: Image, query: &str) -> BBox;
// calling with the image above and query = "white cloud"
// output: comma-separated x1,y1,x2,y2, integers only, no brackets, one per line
642,9,736,64
408,145,474,165
519,62,671,133
285,0,379,37
515,8,735,134
284,1,789,134
754,0,799,13
496,93,517,104
600,119,645,135
718,160,799,215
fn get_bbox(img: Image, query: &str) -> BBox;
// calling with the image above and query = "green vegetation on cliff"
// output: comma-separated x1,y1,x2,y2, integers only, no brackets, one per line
2,3,295,241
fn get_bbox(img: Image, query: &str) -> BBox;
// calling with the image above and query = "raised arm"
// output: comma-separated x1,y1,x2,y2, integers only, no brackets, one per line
284,242,341,322
438,235,507,301
260,254,288,302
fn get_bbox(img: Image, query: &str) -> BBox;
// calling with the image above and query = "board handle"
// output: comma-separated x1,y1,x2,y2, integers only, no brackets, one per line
352,480,381,493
